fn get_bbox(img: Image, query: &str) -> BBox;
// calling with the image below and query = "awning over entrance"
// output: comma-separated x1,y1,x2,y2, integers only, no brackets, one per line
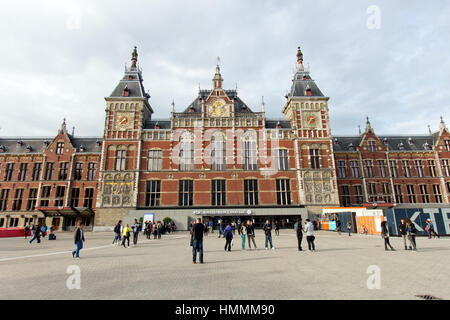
36,207,94,218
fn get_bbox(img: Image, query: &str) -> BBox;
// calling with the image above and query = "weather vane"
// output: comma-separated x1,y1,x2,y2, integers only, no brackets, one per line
216,56,220,66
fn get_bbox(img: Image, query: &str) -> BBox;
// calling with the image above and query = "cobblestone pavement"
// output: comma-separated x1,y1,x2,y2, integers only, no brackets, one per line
0,230,448,300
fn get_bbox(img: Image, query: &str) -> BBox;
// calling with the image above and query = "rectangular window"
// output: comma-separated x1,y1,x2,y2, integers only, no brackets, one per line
58,162,69,180
428,160,437,177
447,182,450,194
26,188,38,211
83,188,94,208
414,160,424,177
310,149,320,169
419,185,430,203
350,160,360,178
56,142,64,155
18,163,28,181
145,180,161,207
54,186,65,207
244,179,258,205
70,188,80,207
0,218,4,227
445,140,450,151
407,184,416,203
275,149,289,171
401,160,411,178
339,185,351,207
211,179,226,206
0,189,9,211
364,160,374,177
178,180,193,206
32,163,42,181
276,179,291,205
74,163,83,180
211,139,226,171
243,141,257,170
4,163,14,181
433,184,442,203
87,163,97,180
368,141,376,152
389,160,399,178
40,186,51,207
337,161,347,178
115,150,127,171
354,185,363,205
12,189,24,211
9,218,19,227
44,162,55,180
394,185,403,203
377,160,388,178
442,160,450,177
147,150,163,171
381,182,390,194
367,183,377,202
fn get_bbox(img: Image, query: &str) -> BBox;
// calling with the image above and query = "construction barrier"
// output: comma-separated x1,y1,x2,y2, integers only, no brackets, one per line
322,207,383,235
0,227,30,238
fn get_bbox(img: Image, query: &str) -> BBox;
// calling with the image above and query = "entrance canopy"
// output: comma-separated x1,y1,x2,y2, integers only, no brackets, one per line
36,206,94,218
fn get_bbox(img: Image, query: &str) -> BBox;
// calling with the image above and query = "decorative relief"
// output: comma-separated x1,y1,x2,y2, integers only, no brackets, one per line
102,172,134,207
303,170,335,205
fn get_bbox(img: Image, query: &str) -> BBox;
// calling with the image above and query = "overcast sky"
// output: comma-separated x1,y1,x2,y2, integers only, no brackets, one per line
1,0,449,138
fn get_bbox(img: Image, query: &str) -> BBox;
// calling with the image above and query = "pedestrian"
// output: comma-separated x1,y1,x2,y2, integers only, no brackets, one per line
204,221,209,236
41,224,47,239
237,218,241,236
294,218,303,251
132,219,141,246
346,221,352,236
275,220,280,236
231,221,236,235
240,222,247,250
72,224,85,258
425,219,439,239
381,220,395,251
157,221,162,239
224,223,233,251
29,224,41,244
24,224,30,239
263,219,274,250
398,219,408,250
246,220,257,250
335,219,342,236
122,224,131,248
406,218,417,251
208,220,213,234
113,220,122,246
153,222,158,239
49,225,56,240
191,218,204,264
305,219,315,252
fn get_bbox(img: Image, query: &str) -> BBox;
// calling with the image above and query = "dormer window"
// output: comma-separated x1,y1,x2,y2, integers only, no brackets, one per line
79,145,86,152
0,145,6,152
408,137,413,145
305,85,312,96
123,85,130,97
348,143,354,151
155,122,160,129
276,121,281,129
26,145,32,153
398,142,405,150
334,138,338,145
423,142,431,150
383,137,388,145
43,141,50,147
444,140,450,151
56,142,64,154
189,107,195,113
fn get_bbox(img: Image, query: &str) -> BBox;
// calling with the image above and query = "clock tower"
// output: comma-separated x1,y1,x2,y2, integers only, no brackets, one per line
283,47,339,213
96,47,154,226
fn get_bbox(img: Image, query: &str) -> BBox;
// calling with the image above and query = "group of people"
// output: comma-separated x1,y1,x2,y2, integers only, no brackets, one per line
26,223,56,243
112,219,142,248
333,218,353,237
190,218,319,264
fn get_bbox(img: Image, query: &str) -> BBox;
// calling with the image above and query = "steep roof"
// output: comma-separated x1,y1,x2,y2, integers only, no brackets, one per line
333,135,435,152
0,137,102,154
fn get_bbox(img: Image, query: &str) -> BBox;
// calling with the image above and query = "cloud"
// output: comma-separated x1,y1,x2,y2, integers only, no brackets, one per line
0,0,449,137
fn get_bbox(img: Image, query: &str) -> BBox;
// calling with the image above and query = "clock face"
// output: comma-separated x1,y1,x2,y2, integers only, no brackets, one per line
115,112,134,130
306,115,316,126
303,112,321,128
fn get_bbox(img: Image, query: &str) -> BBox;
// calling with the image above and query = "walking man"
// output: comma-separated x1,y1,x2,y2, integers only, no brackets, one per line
191,218,204,264
398,219,408,250
132,219,140,246
305,219,316,252
295,218,303,251
381,220,395,251
72,224,85,258
29,224,41,244
275,220,280,236
263,220,274,250
246,220,257,250
113,220,122,246
406,218,417,251
224,223,233,251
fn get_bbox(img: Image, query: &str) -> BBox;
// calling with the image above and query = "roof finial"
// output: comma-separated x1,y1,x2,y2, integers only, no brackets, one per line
365,116,373,133
440,116,447,131
213,56,223,89
358,125,361,135
171,100,175,113
297,46,304,71
428,124,432,135
60,118,67,134
131,46,138,68
261,96,265,113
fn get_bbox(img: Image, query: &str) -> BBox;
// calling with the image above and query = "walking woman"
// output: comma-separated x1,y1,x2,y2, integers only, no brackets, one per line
224,223,233,252
381,221,395,251
275,221,280,236
246,220,257,250
240,222,247,250
406,218,417,251
122,223,131,248
305,219,315,252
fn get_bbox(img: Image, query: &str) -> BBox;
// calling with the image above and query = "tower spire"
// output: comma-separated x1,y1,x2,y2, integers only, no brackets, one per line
213,56,223,89
131,46,138,68
365,116,373,133
297,46,304,71
440,116,447,131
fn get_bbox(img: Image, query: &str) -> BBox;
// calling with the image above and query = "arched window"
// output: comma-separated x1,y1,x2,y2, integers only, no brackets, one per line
115,146,127,171
211,132,225,171
179,132,194,171
243,131,257,170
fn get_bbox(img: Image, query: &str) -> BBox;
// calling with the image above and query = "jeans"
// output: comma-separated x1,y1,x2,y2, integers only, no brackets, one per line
306,236,315,251
297,234,303,250
248,235,257,249
133,232,139,245
112,232,121,244
241,234,246,249
265,234,273,249
192,239,203,263
29,234,40,243
225,237,232,251
72,240,83,257
401,235,407,248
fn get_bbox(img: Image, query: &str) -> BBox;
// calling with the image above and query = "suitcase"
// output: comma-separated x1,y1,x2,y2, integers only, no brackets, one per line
49,233,56,240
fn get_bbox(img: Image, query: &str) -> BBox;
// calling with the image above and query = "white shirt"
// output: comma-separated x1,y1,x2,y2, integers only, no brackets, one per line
305,222,314,236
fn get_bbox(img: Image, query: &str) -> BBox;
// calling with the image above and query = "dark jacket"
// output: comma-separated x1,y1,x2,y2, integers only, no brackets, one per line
263,223,272,236
246,225,255,236
296,222,303,236
74,228,85,244
192,223,204,241
407,224,416,235
398,223,407,235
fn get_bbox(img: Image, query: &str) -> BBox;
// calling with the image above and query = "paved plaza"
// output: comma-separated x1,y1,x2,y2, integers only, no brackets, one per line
0,230,449,300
